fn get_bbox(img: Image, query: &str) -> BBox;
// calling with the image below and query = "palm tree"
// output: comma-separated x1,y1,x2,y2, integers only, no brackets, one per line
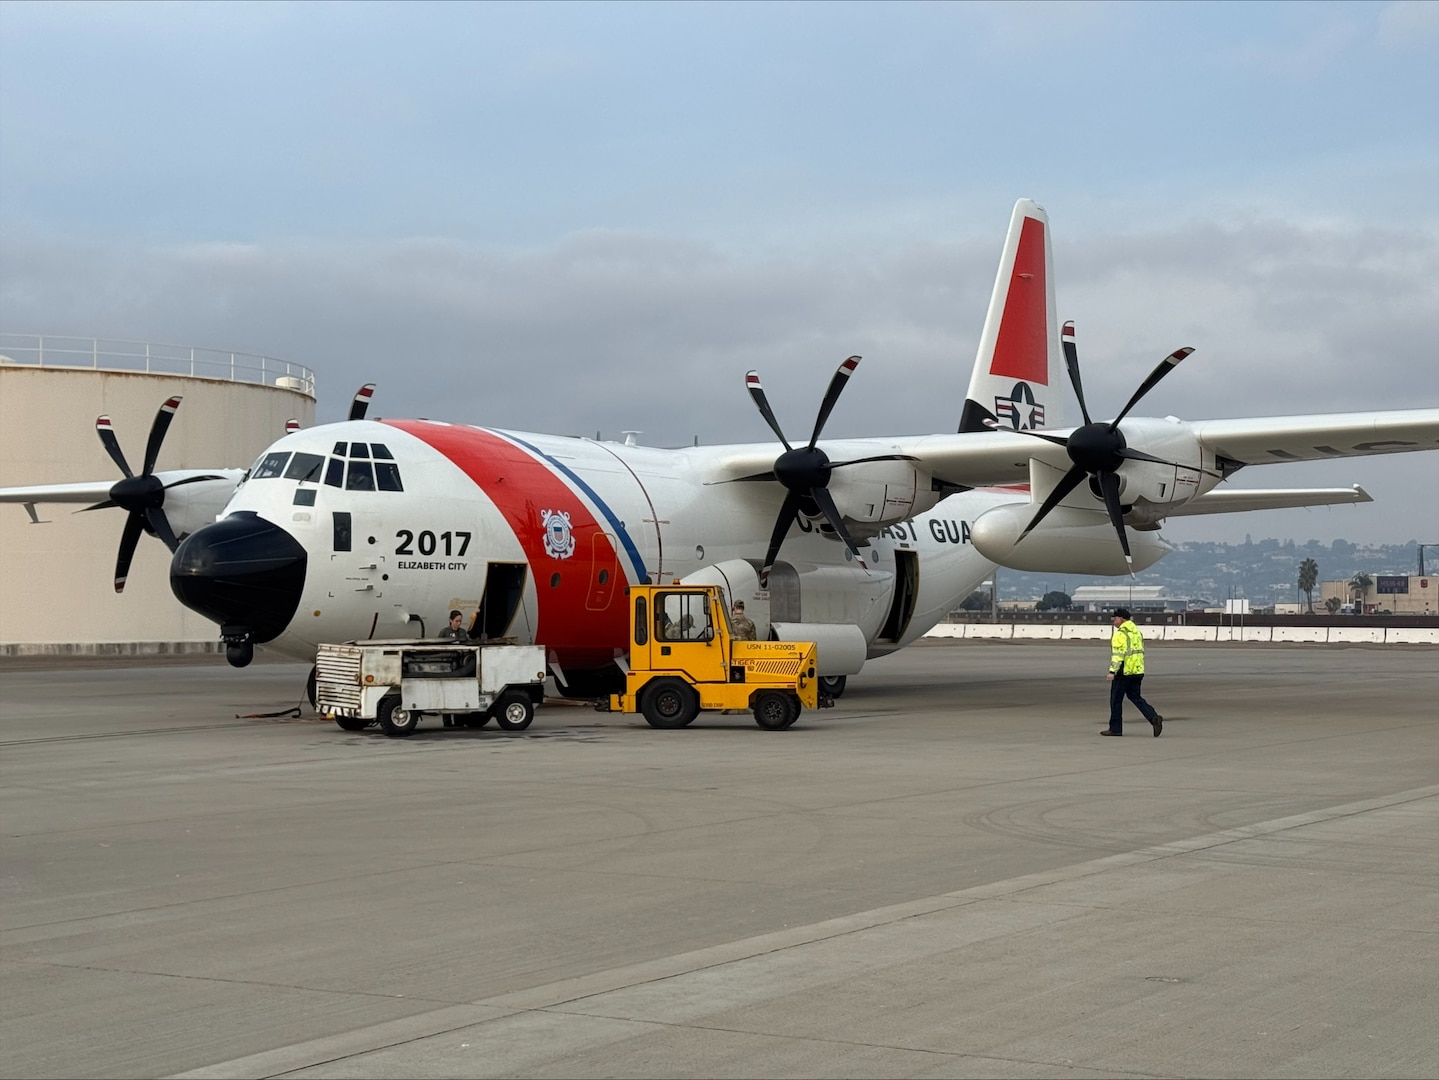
1298,558,1318,613
1350,572,1373,612
1324,597,1343,615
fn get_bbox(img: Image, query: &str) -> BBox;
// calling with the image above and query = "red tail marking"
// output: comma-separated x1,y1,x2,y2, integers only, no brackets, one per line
990,216,1048,385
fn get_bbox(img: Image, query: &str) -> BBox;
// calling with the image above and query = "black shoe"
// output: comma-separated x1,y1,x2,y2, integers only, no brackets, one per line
1150,716,1162,737
1100,729,1122,736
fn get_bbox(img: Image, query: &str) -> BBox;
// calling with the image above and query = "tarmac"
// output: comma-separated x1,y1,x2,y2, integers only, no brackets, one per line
1,641,1435,1079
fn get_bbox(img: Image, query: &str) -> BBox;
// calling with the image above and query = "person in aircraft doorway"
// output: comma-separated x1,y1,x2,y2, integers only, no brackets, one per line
1103,608,1163,737
440,610,468,642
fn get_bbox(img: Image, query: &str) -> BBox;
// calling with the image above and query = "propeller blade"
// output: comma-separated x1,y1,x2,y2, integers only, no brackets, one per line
807,356,860,449
1008,428,1072,449
704,470,778,485
1017,465,1088,542
1111,347,1193,429
758,489,802,588
145,507,180,553
95,416,133,479
1117,446,1223,479
1097,470,1133,569
114,512,144,593
80,500,119,512
1061,321,1092,426
827,453,921,469
141,396,182,476
162,473,232,489
349,383,376,422
745,371,792,450
810,485,866,568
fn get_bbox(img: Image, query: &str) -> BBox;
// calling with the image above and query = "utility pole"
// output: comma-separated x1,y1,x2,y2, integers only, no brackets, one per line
1419,544,1437,577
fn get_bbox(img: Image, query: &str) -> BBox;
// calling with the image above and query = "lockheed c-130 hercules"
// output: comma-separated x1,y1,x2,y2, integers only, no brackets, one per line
3,199,1435,703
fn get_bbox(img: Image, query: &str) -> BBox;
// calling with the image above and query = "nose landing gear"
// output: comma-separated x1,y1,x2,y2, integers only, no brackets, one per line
222,625,255,668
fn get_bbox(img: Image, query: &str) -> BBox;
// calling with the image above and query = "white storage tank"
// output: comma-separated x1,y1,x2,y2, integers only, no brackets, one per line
0,336,317,653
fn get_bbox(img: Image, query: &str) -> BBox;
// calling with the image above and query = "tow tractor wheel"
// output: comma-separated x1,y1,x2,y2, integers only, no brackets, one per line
753,690,798,730
492,691,535,731
334,716,370,732
378,695,418,738
819,675,846,698
640,678,699,729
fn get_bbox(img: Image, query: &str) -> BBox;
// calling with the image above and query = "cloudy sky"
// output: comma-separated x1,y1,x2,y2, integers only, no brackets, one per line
2,0,1436,545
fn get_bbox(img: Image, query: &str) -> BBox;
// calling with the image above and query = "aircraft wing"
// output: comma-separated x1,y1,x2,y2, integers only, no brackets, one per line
1163,485,1372,517
1187,410,1439,467
877,409,1439,489
0,470,241,507
0,480,118,505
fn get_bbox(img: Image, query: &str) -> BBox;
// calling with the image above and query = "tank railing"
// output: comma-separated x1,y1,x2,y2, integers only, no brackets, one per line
0,333,316,397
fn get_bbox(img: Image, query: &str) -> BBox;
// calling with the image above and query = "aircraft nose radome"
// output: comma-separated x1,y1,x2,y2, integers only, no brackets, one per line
170,512,307,644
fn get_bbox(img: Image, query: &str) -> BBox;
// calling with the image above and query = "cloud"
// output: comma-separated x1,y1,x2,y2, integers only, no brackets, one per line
1378,0,1439,47
1,211,1435,543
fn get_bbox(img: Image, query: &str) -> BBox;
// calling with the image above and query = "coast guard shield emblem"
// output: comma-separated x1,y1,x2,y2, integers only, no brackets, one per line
541,509,576,560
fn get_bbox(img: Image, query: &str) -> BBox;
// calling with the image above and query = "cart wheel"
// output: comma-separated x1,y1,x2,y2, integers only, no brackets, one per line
334,716,369,732
378,695,417,737
464,714,492,729
819,675,846,699
492,691,534,731
640,678,698,729
753,690,797,730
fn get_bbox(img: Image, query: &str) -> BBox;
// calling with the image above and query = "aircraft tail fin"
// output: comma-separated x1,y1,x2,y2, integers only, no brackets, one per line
958,199,1064,434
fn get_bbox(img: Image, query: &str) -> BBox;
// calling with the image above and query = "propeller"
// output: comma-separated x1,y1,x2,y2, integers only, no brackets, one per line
90,396,185,592
1009,321,1207,569
744,356,915,587
349,383,376,421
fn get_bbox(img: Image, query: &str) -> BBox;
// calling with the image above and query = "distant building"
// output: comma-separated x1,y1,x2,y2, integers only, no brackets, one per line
1068,585,1188,614
1321,576,1436,615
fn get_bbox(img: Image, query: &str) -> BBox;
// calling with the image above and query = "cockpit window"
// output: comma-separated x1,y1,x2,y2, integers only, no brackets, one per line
371,443,394,460
348,442,370,459
285,452,325,482
324,458,344,487
345,460,375,490
333,441,347,456
253,452,291,480
374,462,403,491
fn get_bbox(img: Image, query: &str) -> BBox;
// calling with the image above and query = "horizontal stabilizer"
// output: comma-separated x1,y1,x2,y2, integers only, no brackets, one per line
1164,485,1372,517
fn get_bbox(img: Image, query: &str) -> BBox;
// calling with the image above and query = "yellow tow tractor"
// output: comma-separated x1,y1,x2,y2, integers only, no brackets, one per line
603,583,826,730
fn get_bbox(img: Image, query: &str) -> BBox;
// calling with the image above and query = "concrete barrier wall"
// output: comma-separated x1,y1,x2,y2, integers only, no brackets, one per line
926,623,1435,645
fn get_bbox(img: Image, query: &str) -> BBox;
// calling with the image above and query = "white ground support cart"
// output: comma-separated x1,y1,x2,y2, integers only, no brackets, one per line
315,640,547,737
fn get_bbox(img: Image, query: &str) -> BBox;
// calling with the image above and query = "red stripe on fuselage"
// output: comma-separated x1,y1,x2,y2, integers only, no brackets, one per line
385,421,629,669
990,216,1048,385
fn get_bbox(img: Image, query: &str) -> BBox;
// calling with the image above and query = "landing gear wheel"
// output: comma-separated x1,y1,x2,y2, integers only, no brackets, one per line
378,695,417,737
753,690,798,730
641,678,699,729
334,716,369,732
306,665,318,711
464,714,493,729
492,691,535,731
819,675,846,699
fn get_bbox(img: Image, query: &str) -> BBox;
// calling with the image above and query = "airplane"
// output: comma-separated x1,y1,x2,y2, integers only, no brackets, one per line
2,199,1435,705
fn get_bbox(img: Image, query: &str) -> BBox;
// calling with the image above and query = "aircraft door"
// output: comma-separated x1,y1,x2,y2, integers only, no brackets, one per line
476,562,527,639
586,532,619,611
878,549,919,642
329,510,385,600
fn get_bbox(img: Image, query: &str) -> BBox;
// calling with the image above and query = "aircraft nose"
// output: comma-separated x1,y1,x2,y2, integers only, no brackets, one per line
170,511,307,666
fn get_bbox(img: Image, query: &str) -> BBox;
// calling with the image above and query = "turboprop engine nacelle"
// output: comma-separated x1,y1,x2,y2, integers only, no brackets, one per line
969,503,1172,575
822,456,939,537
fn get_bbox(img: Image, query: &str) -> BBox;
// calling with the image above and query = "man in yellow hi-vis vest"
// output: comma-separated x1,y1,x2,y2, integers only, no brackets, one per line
1104,607,1163,737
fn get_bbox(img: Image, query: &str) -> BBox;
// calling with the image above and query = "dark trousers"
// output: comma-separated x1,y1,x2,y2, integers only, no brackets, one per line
1109,674,1158,733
